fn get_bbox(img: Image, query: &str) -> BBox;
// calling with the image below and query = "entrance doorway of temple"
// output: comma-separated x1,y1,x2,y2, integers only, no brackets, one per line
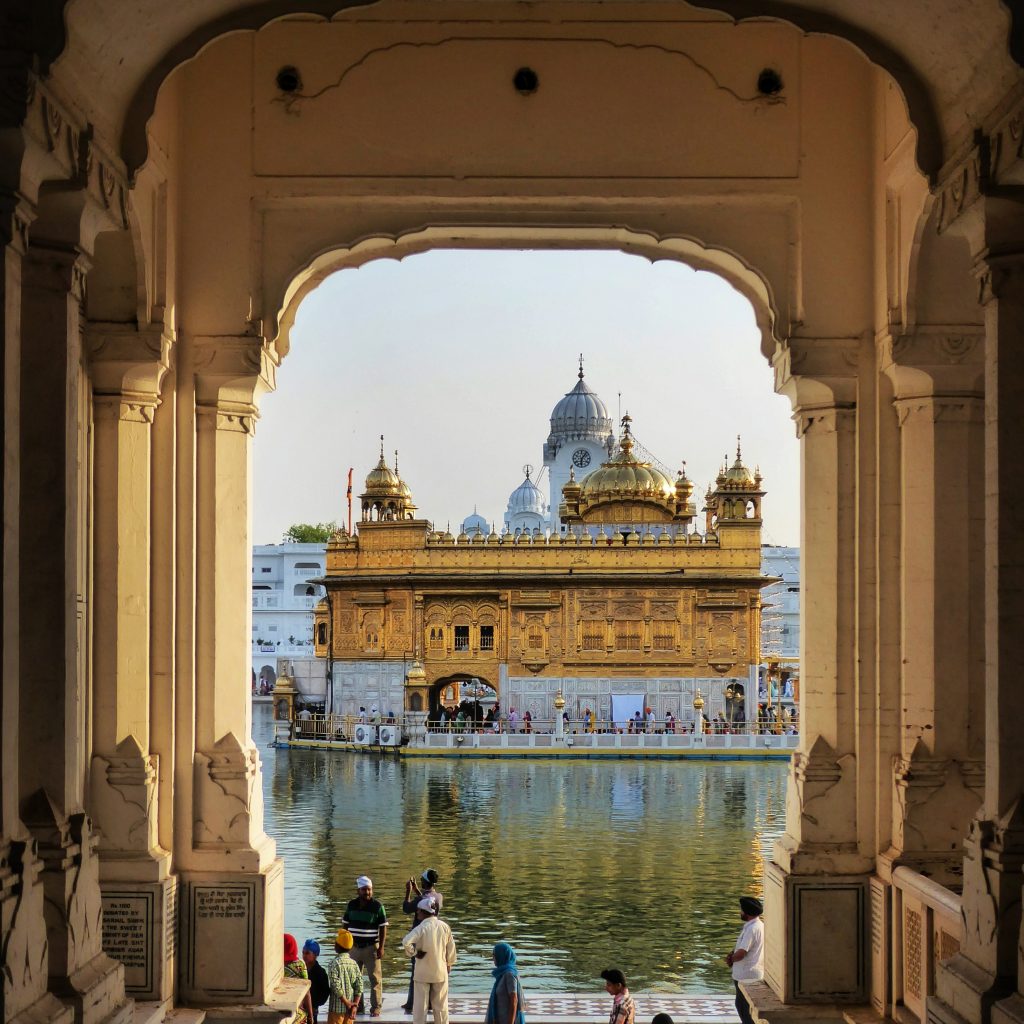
428,675,499,730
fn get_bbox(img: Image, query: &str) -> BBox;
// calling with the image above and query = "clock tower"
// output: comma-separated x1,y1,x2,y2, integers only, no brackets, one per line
543,357,615,529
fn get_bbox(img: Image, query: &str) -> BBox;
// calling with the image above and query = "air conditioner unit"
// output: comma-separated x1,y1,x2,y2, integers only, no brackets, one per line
353,724,373,746
378,725,401,747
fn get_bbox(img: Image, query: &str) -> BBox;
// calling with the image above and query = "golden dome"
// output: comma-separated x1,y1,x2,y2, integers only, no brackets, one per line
579,414,675,500
723,437,755,487
393,450,413,500
364,437,401,494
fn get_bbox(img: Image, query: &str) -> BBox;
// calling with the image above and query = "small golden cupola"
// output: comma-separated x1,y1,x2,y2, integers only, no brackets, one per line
706,437,765,527
360,436,416,521
559,414,696,529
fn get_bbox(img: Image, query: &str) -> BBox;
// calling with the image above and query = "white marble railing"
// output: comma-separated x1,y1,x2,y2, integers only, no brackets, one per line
891,866,962,1024
421,728,799,750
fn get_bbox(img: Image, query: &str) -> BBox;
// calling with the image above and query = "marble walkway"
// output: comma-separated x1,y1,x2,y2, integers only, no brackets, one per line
370,991,738,1023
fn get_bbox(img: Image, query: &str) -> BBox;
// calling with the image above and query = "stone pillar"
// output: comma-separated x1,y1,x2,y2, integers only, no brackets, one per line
931,201,1024,1024
879,328,986,885
0,194,75,1024
765,338,873,1004
19,241,131,1023
87,323,177,1005
178,335,284,1006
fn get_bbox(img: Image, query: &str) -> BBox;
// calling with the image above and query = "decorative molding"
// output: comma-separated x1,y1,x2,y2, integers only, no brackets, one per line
87,322,173,413
25,242,90,302
90,736,165,862
794,405,856,439
193,336,278,428
935,148,985,235
893,395,984,426
772,337,859,413
0,190,34,254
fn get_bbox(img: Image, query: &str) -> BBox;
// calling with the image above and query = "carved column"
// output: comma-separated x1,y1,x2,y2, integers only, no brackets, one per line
19,242,131,1023
879,328,986,885
931,199,1024,1024
764,338,873,1003
87,322,177,1004
178,335,284,1006
0,194,75,1024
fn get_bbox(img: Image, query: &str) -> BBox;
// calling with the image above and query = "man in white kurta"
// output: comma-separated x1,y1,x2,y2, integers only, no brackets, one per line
402,898,457,1024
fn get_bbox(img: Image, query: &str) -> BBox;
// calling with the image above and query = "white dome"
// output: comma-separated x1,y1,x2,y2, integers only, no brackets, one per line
462,512,489,536
549,367,613,442
507,471,546,516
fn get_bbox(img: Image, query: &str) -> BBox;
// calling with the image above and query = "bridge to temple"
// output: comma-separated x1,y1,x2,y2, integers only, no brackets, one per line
1,4,1023,1024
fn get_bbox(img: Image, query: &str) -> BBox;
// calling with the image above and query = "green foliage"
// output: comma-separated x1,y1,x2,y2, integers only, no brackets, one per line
283,522,338,544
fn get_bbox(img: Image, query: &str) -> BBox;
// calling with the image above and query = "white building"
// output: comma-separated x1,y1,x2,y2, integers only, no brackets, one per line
541,359,616,530
761,545,800,660
251,542,327,691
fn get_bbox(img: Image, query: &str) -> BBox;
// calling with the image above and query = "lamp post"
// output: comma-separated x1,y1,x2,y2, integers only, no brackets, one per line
554,689,566,741
693,688,705,735
724,685,735,732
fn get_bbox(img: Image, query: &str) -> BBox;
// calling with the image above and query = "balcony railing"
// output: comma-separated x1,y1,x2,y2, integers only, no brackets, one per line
888,867,961,1024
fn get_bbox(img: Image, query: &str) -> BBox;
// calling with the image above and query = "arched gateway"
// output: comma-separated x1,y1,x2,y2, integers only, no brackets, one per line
1,4,1022,1024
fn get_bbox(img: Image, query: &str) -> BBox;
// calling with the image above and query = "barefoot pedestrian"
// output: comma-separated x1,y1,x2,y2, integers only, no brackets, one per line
285,933,315,1024
343,875,388,1017
484,943,526,1024
402,897,457,1024
601,969,634,1024
327,929,363,1024
303,939,330,1023
726,896,764,1024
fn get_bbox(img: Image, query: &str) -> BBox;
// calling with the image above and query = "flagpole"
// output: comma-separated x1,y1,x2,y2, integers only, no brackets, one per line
347,467,353,534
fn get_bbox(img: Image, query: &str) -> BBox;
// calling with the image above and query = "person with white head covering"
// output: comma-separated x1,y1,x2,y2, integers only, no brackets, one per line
402,897,457,1024
342,876,388,1016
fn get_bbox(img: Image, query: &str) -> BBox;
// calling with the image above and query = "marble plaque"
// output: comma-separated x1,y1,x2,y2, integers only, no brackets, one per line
101,877,177,1002
102,891,153,992
188,882,256,996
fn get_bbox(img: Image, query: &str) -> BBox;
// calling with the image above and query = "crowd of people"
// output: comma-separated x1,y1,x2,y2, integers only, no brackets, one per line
282,873,765,1024
426,701,797,737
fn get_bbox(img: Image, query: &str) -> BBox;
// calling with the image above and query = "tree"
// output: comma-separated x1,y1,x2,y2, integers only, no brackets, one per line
283,522,338,544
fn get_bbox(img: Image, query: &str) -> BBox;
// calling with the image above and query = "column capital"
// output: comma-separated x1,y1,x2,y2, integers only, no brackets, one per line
24,241,89,300
879,326,985,397
0,190,34,254
772,336,859,414
193,336,277,434
87,322,172,417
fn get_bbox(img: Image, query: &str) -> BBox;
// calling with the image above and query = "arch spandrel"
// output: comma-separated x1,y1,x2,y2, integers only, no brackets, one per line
37,0,1019,178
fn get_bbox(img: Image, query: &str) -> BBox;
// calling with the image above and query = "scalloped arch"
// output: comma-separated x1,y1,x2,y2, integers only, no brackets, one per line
273,225,781,362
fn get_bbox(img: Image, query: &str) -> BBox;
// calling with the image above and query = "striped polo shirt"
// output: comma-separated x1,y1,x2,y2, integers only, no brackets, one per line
343,897,388,945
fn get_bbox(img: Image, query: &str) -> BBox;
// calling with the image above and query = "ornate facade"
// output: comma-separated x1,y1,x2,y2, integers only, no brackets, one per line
314,409,766,721
4,3,1024,1023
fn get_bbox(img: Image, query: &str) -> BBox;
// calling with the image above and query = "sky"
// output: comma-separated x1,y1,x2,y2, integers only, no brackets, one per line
253,250,800,546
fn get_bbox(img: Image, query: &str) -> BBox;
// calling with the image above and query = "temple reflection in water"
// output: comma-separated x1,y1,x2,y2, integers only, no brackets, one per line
258,707,785,993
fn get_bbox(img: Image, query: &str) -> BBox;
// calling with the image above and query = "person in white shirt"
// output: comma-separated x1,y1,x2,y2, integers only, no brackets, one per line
402,897,457,1024
726,896,764,1024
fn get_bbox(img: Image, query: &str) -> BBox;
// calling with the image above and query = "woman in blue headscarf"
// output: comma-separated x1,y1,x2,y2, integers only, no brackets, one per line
485,942,526,1024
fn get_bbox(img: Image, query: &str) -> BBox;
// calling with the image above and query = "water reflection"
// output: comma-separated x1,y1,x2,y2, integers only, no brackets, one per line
257,705,786,993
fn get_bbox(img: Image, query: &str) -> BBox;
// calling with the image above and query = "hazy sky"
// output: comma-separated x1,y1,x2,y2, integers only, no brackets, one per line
253,250,799,546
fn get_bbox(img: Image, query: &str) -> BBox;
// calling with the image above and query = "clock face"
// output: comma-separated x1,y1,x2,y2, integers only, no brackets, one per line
571,448,592,469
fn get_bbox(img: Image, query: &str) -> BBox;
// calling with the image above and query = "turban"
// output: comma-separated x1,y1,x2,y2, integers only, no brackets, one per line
417,897,439,914
739,896,763,916
303,939,320,956
356,875,372,889
336,929,354,950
